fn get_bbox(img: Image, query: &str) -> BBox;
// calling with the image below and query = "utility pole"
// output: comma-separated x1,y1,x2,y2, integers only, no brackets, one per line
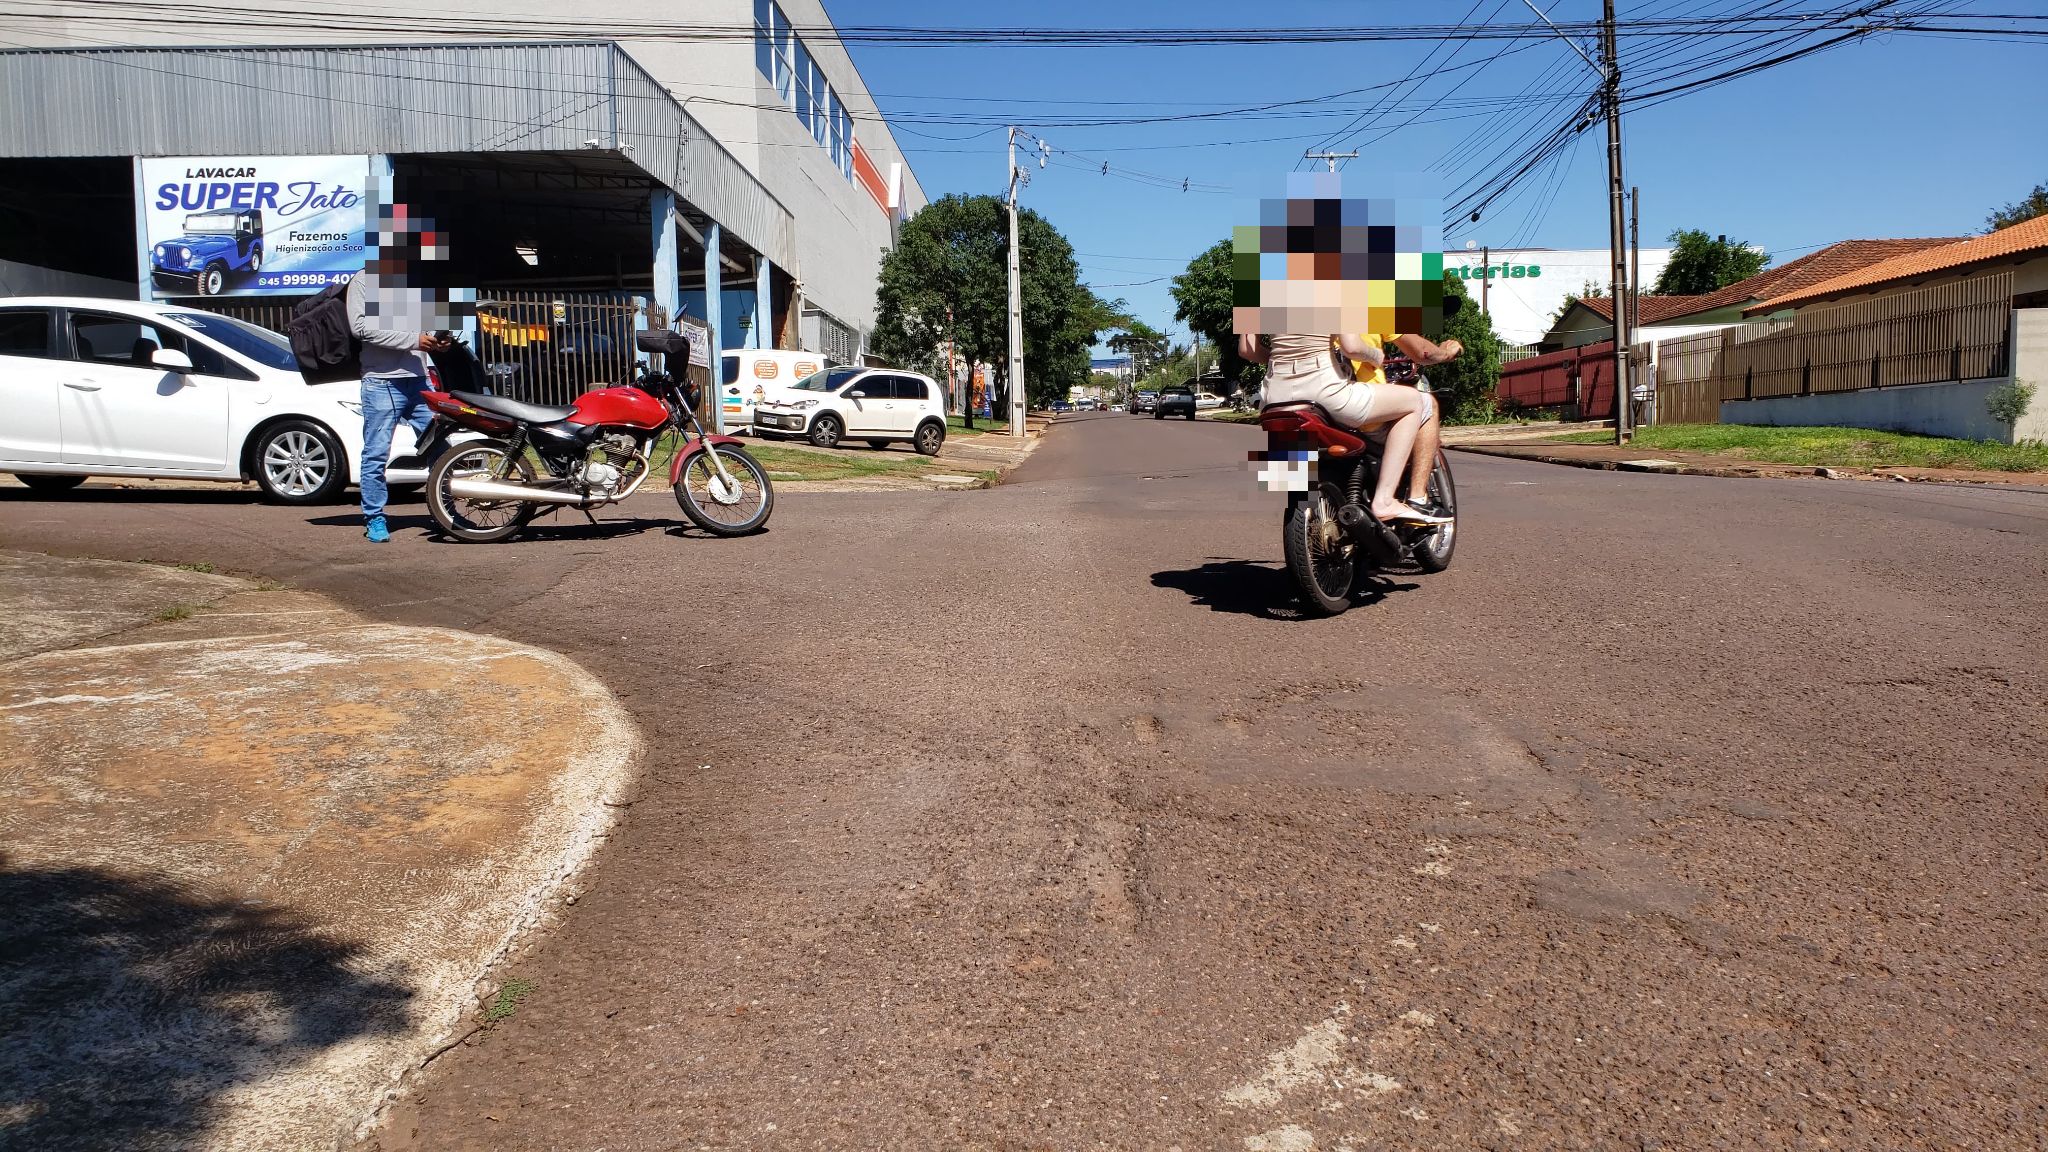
1629,185,1641,344
1302,149,1357,174
1005,127,1028,439
1480,245,1491,316
1601,0,1632,444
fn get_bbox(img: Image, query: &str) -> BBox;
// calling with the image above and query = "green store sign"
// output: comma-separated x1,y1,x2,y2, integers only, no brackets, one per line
1452,264,1541,279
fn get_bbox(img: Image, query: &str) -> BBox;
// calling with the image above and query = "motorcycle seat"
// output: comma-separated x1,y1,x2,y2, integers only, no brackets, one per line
1260,401,1347,428
449,390,576,425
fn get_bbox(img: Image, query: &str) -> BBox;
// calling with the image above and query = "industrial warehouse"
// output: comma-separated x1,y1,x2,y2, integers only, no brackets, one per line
0,1,925,420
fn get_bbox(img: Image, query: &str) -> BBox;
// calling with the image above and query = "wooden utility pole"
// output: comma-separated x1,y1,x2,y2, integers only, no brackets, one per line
1602,0,1632,444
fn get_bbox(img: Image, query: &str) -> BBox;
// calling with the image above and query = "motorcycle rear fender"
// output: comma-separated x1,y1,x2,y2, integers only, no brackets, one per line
1259,406,1369,458
423,389,517,434
670,434,748,485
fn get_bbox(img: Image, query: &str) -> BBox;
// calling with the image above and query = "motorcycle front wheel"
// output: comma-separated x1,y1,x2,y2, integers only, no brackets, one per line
427,439,538,543
1282,484,1357,615
675,444,774,536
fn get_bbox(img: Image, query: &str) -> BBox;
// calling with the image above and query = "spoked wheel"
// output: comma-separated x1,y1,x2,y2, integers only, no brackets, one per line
1282,483,1357,615
427,439,537,543
1412,449,1459,573
675,444,774,536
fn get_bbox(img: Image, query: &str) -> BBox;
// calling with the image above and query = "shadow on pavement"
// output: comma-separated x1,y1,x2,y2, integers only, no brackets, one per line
1151,558,1417,620
0,487,262,506
0,852,413,1150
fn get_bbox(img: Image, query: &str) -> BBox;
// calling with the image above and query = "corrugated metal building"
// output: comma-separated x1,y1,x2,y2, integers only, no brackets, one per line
0,11,925,390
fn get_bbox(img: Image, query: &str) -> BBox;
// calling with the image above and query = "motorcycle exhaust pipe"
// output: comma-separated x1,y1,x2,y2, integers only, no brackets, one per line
1335,503,1407,561
446,475,592,506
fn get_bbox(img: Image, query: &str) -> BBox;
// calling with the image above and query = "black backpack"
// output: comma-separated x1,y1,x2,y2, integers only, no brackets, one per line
286,279,362,384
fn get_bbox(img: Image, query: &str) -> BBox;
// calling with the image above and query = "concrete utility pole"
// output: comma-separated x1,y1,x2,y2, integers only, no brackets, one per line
1601,0,1632,444
1005,127,1027,439
1302,150,1357,174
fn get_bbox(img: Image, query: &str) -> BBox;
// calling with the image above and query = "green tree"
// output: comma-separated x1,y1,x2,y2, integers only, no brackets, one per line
1108,319,1169,379
1654,229,1769,295
1169,239,1260,382
871,193,1107,413
1987,183,2048,232
1432,273,1504,422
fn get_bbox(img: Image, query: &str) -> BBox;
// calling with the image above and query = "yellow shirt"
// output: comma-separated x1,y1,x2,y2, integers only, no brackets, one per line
1345,334,1404,385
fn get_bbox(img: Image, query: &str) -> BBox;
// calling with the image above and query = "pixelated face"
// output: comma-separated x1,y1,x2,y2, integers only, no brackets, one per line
370,203,448,263
1233,173,1445,339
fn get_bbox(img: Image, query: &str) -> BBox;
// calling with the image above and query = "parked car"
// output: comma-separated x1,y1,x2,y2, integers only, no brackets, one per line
0,297,432,503
1155,386,1198,420
750,366,948,455
1051,400,1073,413
719,347,829,431
151,209,265,297
1195,392,1226,410
1132,390,1160,413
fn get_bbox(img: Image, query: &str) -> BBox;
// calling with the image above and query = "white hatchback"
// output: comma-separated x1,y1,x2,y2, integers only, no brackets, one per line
0,296,431,503
750,365,948,455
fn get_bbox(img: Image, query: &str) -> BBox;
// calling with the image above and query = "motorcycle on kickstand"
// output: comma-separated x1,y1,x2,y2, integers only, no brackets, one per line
421,329,774,542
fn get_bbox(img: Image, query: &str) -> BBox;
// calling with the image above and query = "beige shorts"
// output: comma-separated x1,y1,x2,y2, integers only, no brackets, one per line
1263,356,1377,428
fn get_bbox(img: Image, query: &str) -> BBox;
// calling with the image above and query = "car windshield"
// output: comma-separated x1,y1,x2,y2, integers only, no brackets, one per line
162,310,299,371
183,214,239,235
792,366,862,392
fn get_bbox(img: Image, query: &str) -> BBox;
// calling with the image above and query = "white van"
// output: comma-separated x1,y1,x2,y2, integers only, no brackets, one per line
718,348,830,432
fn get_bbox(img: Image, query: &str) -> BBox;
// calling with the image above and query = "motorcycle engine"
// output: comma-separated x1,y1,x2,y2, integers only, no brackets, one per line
579,432,644,495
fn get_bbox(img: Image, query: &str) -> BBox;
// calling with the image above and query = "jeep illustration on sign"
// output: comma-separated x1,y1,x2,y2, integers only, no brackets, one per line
138,155,373,300
150,209,265,296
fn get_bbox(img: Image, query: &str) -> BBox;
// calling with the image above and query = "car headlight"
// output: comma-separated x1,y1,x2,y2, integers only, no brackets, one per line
337,400,363,415
177,245,191,261
793,399,818,410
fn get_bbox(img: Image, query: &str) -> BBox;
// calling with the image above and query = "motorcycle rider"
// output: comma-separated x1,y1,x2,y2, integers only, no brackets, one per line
1349,331,1463,516
1239,329,1452,526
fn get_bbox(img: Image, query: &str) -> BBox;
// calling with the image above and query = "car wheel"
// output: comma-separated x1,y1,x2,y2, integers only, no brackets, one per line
249,247,263,273
1153,410,1163,420
198,264,226,296
251,419,347,505
1187,411,1197,420
914,420,945,456
15,473,87,494
809,413,844,449
864,439,891,450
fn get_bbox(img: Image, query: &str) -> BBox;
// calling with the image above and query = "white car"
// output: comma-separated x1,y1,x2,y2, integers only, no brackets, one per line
750,365,948,455
0,296,431,503
1195,393,1227,410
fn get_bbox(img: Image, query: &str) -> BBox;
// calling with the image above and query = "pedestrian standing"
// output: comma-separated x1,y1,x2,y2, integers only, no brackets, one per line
348,204,457,543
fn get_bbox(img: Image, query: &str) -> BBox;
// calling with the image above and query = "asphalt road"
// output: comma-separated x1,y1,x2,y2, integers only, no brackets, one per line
4,411,2044,1151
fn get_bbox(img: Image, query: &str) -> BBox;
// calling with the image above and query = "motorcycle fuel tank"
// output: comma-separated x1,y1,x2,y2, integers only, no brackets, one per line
569,386,669,430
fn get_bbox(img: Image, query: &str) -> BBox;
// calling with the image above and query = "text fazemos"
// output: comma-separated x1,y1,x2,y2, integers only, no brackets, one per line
154,179,363,215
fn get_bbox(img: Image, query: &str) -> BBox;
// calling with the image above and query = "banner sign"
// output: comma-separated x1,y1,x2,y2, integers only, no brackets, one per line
139,155,372,299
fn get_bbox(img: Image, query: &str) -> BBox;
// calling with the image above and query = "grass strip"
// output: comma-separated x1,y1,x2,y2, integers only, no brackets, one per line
1545,424,2048,472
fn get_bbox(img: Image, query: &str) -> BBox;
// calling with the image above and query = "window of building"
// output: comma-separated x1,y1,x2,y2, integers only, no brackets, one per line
752,0,856,184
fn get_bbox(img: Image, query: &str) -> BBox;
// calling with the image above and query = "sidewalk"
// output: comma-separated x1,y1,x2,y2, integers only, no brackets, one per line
1449,437,2048,487
747,413,1049,493
0,551,639,1151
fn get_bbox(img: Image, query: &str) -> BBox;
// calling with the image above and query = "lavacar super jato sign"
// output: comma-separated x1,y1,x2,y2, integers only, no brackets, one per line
138,155,371,299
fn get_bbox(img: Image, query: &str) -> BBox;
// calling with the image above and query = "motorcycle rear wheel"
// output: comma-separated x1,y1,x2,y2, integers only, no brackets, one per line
1282,485,1357,615
1412,449,1459,573
675,444,774,536
427,439,538,543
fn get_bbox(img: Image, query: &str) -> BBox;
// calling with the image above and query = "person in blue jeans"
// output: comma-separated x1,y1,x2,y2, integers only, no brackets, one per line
347,205,457,542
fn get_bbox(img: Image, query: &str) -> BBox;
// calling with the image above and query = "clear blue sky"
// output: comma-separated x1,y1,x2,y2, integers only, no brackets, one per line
829,1,2046,341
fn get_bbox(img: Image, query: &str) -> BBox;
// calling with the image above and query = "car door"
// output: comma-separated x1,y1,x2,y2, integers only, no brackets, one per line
840,372,891,435
0,307,65,464
888,375,930,434
58,310,232,471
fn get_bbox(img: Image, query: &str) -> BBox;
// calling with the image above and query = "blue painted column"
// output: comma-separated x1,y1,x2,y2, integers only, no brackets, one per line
704,221,725,433
649,189,679,370
752,255,773,349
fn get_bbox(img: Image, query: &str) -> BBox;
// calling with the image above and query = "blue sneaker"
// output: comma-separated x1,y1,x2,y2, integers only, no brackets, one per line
364,515,391,543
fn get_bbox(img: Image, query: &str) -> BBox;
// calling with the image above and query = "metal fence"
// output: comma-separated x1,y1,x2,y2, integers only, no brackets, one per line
472,291,646,406
1650,274,2014,424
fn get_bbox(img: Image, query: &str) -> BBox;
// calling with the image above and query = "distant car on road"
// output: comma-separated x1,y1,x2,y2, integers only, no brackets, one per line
1132,390,1160,414
1195,392,1226,411
1155,386,1197,420
1051,400,1073,413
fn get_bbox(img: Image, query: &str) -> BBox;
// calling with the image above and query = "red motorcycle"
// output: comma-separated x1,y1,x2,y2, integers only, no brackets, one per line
423,330,773,542
1253,396,1457,615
